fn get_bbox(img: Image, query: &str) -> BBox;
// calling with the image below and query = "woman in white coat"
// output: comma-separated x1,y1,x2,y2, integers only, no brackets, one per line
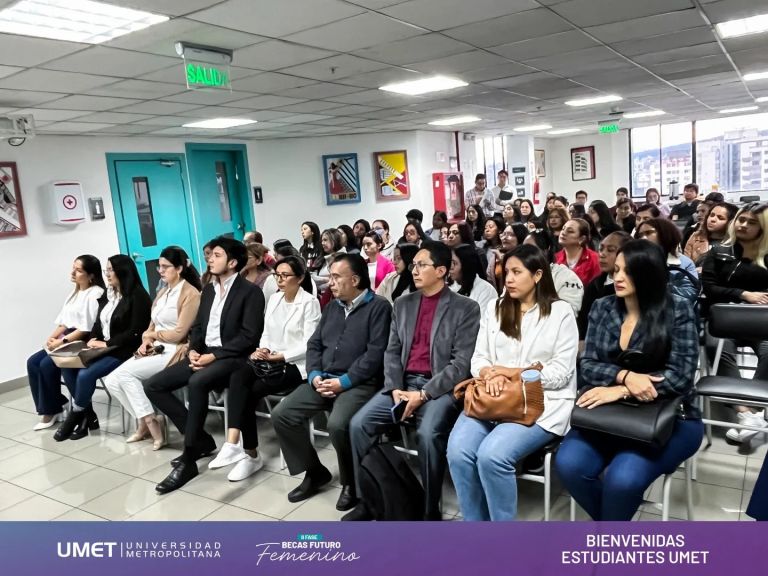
208,256,321,482
447,244,578,521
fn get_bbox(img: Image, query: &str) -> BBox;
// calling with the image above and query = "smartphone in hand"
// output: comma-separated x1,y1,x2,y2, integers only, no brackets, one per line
390,399,407,423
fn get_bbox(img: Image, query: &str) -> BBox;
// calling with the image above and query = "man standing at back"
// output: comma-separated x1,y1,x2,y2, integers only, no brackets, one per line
492,169,514,217
344,242,481,521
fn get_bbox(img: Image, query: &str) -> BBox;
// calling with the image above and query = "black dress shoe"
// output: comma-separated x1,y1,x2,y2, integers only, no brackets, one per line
336,485,358,511
170,435,217,466
341,503,373,521
156,460,198,494
70,405,100,440
54,410,86,442
287,466,332,503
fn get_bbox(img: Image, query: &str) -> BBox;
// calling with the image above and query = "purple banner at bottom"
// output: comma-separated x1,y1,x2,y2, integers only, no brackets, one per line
0,521,762,575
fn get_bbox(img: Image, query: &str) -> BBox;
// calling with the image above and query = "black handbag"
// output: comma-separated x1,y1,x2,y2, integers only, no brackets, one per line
570,349,682,448
78,345,118,368
248,358,287,380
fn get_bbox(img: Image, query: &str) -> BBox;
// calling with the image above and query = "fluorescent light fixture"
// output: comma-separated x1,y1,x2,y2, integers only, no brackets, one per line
744,71,768,82
547,128,581,135
380,75,468,96
428,115,480,126
0,0,168,44
719,106,759,114
716,14,768,39
182,118,257,129
513,124,552,132
624,110,666,119
756,96,768,103
565,94,622,107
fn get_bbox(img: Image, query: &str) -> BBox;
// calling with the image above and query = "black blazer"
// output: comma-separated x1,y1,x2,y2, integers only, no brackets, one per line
189,274,265,360
91,288,153,361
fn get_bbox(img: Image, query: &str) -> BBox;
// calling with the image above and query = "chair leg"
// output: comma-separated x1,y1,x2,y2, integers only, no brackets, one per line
662,473,673,521
569,497,576,521
704,398,713,447
685,459,694,521
543,452,551,521
223,391,229,434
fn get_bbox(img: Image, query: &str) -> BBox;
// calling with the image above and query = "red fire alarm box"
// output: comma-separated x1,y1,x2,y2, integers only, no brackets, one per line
432,172,464,222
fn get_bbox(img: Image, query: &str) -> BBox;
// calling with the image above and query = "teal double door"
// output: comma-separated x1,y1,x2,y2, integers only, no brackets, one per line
109,146,253,297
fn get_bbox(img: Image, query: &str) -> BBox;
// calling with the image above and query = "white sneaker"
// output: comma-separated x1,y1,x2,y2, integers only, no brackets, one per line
726,411,767,443
227,453,264,482
207,442,245,469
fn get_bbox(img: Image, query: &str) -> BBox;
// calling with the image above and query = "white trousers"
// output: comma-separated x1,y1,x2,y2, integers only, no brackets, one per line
103,347,176,419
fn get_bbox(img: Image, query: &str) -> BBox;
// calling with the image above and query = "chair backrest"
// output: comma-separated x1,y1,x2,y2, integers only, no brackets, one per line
708,303,768,340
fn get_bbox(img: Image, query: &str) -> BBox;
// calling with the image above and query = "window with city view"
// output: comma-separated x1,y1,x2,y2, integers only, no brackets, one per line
630,122,692,198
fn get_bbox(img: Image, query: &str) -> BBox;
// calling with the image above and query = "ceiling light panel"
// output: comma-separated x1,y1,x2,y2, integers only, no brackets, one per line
380,75,468,96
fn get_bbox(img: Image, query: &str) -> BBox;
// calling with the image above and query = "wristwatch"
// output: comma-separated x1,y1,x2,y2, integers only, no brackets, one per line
419,389,431,402
61,337,69,344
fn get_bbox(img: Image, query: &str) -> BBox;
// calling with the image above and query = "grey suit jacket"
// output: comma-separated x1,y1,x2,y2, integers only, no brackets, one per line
383,285,481,398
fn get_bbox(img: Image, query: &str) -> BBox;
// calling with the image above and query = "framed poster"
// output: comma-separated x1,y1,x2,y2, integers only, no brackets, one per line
0,162,26,238
374,150,410,201
323,153,361,205
535,149,546,178
571,146,595,181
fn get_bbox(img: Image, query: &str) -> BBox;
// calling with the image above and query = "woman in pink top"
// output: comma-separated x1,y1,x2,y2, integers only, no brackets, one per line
361,231,395,289
555,218,601,285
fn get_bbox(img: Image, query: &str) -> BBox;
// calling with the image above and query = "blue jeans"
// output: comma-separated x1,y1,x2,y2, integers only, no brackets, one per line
555,419,704,520
447,413,556,521
61,356,123,408
27,349,70,415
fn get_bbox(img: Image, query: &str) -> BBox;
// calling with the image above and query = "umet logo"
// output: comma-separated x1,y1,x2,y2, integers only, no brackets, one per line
57,542,118,558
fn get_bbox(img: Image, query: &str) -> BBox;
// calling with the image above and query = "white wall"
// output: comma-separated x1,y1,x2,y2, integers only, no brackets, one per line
0,130,456,385
533,138,552,201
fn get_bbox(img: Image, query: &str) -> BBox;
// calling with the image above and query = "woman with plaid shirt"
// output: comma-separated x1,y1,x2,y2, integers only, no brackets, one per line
555,241,703,520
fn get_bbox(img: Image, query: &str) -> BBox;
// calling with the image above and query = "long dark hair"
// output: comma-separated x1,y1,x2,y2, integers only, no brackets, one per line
403,220,428,244
300,221,321,263
590,200,615,231
525,230,556,263
68,254,106,302
160,246,202,291
108,254,146,298
466,203,486,241
453,244,485,296
495,245,559,339
337,224,358,251
617,241,671,360
483,216,504,249
393,243,419,299
518,199,537,223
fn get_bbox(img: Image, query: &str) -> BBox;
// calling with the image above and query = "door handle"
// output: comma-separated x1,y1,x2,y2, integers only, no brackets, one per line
131,252,144,261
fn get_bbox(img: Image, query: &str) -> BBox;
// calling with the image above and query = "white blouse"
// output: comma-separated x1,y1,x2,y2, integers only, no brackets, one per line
55,285,104,332
471,299,578,436
376,271,412,304
151,280,184,344
260,289,321,378
99,288,122,342
449,278,498,316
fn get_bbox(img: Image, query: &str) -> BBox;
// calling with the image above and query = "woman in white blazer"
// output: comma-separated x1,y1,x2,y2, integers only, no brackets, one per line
447,245,578,521
208,256,321,482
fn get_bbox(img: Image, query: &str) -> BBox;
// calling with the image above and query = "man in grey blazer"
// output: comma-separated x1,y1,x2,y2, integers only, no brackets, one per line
344,242,481,520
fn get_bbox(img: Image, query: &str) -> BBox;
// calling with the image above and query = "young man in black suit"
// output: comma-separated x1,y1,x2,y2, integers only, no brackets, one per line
145,236,264,494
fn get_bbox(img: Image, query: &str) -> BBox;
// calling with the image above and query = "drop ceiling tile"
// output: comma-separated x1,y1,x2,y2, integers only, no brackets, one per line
277,54,389,81
585,10,706,43
87,79,184,100
272,113,333,124
700,0,768,24
12,108,91,121
74,112,154,124
235,40,335,72
320,104,382,116
233,72,316,93
279,83,366,99
284,13,424,52
610,28,713,57
226,94,308,109
443,9,573,48
92,124,158,134
334,67,423,88
452,90,541,110
651,55,732,75
160,89,256,105
104,18,267,57
461,62,536,83
116,1,227,17
382,0,537,30
0,34,87,67
0,91,82,108
353,33,471,66
489,30,598,61
633,43,723,66
408,50,511,74
111,101,204,114
187,0,365,36
42,47,179,77
731,48,768,71
176,106,268,118
0,65,24,79
134,115,204,126
549,0,695,27
308,116,373,125
43,121,116,132
322,89,393,104
272,100,345,113
0,69,115,92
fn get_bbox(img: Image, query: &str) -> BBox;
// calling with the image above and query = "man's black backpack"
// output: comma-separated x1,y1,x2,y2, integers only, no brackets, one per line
358,443,424,521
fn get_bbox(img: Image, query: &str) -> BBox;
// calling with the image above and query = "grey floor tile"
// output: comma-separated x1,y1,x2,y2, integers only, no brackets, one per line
43,466,133,507
80,478,163,520
128,490,222,521
0,494,73,520
8,456,96,493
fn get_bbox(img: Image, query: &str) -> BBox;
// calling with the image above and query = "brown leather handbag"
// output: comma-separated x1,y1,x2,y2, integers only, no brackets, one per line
453,363,544,425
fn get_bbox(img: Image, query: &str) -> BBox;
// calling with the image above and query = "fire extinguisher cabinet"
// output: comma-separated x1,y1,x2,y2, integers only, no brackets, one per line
432,172,464,222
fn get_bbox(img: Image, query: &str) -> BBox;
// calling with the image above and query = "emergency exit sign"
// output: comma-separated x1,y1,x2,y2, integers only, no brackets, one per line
599,122,620,134
185,62,231,90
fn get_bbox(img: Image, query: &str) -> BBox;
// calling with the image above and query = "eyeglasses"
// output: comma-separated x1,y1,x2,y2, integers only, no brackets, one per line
156,264,173,272
273,272,296,280
409,262,436,272
103,268,113,275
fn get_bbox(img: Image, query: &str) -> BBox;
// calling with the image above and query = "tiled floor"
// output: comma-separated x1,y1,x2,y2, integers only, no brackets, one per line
0,385,763,521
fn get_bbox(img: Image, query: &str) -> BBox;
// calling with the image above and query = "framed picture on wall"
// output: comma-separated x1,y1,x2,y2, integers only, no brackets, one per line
571,146,596,181
323,153,361,205
0,162,27,238
374,150,410,201
534,149,546,178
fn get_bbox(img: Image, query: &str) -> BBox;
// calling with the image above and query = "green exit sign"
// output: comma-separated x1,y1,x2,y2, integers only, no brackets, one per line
599,123,620,134
185,62,231,90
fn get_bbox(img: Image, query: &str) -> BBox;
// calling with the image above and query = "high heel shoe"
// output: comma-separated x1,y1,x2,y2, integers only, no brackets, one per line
85,405,100,431
54,410,86,442
70,406,99,441
33,412,64,431
126,429,151,443
151,416,167,451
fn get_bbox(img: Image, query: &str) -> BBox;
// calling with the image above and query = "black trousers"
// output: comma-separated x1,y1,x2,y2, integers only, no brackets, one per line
227,362,303,450
272,380,379,486
144,357,245,450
